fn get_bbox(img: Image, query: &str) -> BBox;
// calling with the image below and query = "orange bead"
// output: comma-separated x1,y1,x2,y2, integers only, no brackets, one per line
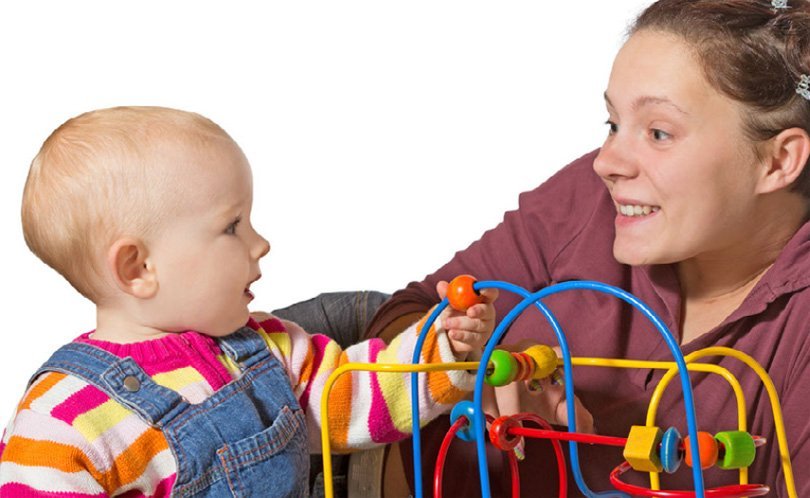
446,275,482,311
684,431,719,469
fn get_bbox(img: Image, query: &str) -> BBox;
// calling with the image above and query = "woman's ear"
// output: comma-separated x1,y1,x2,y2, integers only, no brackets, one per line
107,237,158,299
757,127,810,194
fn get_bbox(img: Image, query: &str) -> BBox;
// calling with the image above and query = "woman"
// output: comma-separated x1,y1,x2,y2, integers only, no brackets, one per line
365,0,810,496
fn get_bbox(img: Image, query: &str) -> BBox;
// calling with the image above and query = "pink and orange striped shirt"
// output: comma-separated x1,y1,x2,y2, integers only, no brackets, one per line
0,315,474,497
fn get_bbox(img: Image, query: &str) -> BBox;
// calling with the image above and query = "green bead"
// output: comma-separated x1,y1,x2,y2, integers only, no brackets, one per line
485,350,518,387
715,431,756,470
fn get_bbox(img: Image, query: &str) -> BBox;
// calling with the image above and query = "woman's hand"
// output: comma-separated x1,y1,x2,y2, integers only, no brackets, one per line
482,378,595,434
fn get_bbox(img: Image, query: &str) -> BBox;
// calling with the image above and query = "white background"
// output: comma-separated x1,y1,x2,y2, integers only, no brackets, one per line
0,1,649,416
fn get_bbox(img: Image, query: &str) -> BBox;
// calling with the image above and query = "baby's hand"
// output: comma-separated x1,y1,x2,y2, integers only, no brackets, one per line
436,280,498,358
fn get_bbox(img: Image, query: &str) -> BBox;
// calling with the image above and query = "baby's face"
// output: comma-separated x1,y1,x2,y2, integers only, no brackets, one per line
143,138,270,336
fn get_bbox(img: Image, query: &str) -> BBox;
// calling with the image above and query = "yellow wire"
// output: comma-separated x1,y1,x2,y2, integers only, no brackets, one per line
570,357,747,488
646,347,795,498
645,355,747,489
573,351,795,497
319,350,796,498
319,361,478,498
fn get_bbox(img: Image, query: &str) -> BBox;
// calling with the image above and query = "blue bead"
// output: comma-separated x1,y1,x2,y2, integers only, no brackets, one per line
660,427,682,474
449,401,478,442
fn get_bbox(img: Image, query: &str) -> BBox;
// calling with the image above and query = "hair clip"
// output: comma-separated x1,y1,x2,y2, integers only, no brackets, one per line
797,74,810,101
772,0,789,9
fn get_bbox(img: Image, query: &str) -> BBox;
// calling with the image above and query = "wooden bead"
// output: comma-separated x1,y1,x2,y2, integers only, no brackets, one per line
446,274,482,311
513,352,532,382
659,427,682,474
450,400,478,442
623,425,663,473
715,431,756,470
485,349,518,387
489,416,521,451
524,344,558,380
684,431,719,469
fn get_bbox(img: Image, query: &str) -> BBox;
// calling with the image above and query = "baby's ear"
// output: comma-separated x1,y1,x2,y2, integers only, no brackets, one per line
107,237,158,299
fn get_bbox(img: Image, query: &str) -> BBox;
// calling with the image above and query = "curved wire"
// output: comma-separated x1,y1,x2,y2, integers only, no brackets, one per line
645,347,796,498
645,355,748,489
439,281,703,497
319,360,477,498
509,413,568,498
609,461,769,497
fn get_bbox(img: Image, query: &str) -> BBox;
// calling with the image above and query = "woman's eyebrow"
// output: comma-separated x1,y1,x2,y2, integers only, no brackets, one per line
603,92,689,116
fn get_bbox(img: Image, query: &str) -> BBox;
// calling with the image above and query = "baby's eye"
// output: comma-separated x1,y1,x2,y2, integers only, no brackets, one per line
605,120,618,135
651,128,672,141
225,217,241,235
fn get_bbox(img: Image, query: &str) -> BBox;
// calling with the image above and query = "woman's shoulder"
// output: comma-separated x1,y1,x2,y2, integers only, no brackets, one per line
514,149,616,268
517,149,609,219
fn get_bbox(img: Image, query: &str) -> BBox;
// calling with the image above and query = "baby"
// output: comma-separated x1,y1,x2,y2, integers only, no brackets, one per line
0,106,497,497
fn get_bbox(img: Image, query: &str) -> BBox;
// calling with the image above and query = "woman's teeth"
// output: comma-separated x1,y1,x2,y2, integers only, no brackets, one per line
618,204,659,217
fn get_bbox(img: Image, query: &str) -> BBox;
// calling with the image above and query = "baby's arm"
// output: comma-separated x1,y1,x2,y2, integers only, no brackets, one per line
0,372,171,496
255,293,496,452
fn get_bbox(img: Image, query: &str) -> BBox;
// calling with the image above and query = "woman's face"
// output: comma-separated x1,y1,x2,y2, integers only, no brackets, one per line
593,29,762,266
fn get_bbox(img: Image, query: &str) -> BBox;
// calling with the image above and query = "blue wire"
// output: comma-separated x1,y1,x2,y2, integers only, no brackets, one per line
409,280,705,498
469,282,628,497
534,281,705,497
411,300,451,497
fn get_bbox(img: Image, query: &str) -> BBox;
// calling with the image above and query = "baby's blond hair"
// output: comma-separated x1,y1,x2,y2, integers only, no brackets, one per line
22,106,234,303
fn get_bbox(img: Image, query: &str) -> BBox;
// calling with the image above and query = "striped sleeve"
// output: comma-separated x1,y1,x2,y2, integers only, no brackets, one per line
0,372,176,497
254,313,476,452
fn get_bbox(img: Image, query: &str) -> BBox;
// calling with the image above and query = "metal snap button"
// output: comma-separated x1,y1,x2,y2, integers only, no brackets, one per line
123,375,141,392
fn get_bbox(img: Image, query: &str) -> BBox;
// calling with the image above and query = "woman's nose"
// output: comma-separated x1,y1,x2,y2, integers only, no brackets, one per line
593,136,638,183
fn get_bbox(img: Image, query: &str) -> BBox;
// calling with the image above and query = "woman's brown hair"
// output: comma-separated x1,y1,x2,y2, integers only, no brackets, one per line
632,0,810,195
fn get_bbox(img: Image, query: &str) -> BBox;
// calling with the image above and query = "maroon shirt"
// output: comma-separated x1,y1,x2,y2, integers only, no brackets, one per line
366,150,810,497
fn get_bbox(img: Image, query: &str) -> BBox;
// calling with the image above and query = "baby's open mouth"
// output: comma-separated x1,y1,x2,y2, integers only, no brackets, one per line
245,275,261,299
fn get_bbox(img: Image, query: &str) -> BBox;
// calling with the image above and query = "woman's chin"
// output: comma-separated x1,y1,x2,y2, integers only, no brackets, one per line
613,244,654,266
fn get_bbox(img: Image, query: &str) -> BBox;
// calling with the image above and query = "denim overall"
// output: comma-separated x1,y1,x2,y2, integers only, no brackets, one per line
31,327,310,497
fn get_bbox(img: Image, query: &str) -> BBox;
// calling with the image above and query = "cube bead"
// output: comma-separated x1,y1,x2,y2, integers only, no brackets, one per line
624,425,663,473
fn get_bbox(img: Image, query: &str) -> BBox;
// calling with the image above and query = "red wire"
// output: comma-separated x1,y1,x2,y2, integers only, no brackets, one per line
609,461,770,497
510,426,627,447
434,415,521,498
509,413,568,498
434,417,467,498
507,444,520,498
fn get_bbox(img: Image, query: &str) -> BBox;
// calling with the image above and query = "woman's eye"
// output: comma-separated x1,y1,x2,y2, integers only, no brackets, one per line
605,120,618,135
225,218,241,235
651,128,672,141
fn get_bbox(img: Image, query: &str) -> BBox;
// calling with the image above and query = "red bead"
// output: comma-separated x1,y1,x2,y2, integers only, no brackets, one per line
514,353,531,381
446,275,482,311
684,431,719,469
489,416,521,451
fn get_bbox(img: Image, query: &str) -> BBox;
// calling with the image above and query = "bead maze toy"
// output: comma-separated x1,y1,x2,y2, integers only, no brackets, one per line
319,276,797,497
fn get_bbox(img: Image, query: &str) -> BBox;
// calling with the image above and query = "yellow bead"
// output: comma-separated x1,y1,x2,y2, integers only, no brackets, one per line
623,425,663,473
524,344,558,380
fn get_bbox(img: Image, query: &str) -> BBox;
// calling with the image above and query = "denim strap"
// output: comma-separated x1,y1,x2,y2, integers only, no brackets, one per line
217,326,271,369
31,342,188,428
